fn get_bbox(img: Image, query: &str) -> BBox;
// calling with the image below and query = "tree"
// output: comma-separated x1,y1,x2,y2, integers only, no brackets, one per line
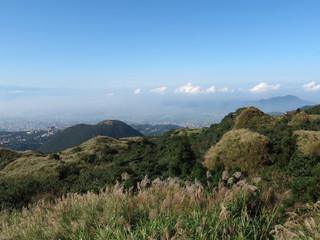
169,136,196,179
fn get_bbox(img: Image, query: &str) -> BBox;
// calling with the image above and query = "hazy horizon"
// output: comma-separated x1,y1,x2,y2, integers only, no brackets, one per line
1,1,320,121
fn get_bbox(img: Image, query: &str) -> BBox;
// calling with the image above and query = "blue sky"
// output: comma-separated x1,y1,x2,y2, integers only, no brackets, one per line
0,0,320,117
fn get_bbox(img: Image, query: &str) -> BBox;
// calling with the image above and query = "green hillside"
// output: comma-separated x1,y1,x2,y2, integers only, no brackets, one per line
1,106,320,238
38,120,144,153
305,104,320,115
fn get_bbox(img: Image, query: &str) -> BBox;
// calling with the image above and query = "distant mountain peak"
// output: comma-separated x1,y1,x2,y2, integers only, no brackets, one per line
256,95,313,112
258,95,301,103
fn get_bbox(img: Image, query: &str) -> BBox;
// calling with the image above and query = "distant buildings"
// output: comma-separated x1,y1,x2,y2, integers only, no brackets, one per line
284,110,296,116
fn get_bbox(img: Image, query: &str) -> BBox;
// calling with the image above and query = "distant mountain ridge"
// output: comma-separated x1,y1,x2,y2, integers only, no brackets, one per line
164,95,314,115
38,120,143,153
255,95,313,112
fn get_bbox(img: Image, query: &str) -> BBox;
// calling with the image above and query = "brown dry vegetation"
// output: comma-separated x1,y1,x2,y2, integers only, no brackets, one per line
294,130,320,157
0,176,289,240
203,129,269,175
233,106,278,130
271,201,320,239
289,112,320,126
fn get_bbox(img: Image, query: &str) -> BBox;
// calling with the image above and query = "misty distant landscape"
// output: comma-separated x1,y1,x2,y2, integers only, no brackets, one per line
1,94,317,153
1,1,320,239
0,94,314,131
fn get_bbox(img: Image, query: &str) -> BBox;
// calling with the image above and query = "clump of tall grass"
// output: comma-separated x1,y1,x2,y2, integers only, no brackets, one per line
0,175,294,239
271,201,320,239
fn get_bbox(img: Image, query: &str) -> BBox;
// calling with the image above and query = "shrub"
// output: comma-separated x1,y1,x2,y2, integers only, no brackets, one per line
204,129,269,176
49,153,60,160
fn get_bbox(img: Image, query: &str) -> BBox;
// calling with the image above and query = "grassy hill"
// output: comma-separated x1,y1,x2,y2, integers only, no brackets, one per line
305,104,320,115
1,106,320,238
38,120,144,153
233,106,280,130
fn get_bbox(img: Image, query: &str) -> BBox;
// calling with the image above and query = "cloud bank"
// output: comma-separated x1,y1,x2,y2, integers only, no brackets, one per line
205,85,216,93
249,82,280,93
302,82,320,91
174,82,202,94
150,86,168,94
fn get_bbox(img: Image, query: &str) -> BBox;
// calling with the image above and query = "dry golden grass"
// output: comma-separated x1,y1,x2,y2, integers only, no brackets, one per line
204,129,269,175
293,130,320,157
288,112,320,126
0,176,279,240
271,201,320,239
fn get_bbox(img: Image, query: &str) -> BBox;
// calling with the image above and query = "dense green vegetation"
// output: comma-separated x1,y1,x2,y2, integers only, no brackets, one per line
38,120,143,153
0,106,320,238
305,104,320,115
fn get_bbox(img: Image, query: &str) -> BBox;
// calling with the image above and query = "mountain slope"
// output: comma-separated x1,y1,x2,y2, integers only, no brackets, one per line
305,104,320,115
38,120,143,153
255,95,313,112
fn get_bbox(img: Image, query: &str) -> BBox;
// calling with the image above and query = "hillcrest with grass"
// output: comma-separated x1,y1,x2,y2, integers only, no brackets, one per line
1,105,320,238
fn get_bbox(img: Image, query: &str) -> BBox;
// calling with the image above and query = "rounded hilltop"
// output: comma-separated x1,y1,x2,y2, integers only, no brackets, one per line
233,106,277,130
38,120,143,153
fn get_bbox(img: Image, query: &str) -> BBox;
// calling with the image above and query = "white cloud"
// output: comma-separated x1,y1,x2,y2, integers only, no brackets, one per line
249,82,280,93
205,85,216,93
150,86,168,94
134,89,142,94
174,82,202,94
107,92,114,96
302,81,320,91
219,87,229,92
